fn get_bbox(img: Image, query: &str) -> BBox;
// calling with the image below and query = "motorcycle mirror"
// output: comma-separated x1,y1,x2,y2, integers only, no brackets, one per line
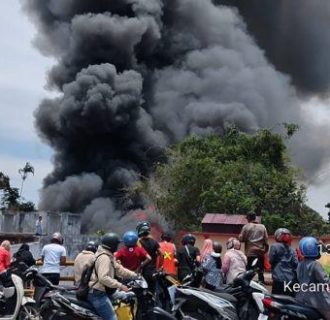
251,258,258,268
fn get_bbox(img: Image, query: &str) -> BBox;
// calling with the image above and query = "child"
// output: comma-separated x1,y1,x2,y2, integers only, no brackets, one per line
202,241,223,290
296,237,330,320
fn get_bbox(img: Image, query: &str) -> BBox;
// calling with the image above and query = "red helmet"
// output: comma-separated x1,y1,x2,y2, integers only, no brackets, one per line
274,228,292,244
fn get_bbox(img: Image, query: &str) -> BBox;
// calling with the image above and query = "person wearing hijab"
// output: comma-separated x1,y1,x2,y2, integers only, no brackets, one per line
13,243,36,267
200,238,213,262
202,241,223,290
222,237,247,284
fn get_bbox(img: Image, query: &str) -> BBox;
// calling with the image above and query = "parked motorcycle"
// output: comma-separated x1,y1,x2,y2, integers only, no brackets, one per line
152,270,238,319
213,268,268,319
123,276,153,320
0,268,40,320
29,266,144,319
152,258,267,320
260,293,325,320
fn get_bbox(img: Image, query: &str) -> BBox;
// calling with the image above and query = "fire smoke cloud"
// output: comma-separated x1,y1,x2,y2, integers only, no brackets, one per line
23,0,330,231
217,0,330,94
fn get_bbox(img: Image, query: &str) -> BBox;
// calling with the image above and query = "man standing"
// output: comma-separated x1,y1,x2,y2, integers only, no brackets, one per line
40,232,66,285
239,212,268,283
136,221,163,293
35,215,43,236
177,234,201,283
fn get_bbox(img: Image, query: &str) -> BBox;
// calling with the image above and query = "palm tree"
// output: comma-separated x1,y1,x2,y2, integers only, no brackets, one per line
18,162,34,198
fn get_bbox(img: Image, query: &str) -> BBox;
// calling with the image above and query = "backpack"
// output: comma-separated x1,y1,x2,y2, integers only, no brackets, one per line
76,253,106,300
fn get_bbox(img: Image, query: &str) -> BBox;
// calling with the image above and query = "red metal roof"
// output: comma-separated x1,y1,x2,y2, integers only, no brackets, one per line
202,213,261,225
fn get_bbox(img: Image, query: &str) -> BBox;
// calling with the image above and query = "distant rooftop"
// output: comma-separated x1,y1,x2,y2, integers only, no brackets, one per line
202,213,261,225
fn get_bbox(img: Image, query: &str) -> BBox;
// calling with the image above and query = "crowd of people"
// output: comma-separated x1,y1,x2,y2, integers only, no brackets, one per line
0,211,329,319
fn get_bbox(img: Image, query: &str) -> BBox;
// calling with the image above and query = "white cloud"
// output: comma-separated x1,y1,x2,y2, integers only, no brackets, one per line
0,0,54,143
0,0,54,205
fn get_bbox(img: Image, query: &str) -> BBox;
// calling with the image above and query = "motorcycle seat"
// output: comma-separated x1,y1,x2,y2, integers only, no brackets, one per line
198,288,238,305
271,294,296,304
152,307,176,319
67,296,96,311
281,303,323,318
61,285,78,291
211,291,238,305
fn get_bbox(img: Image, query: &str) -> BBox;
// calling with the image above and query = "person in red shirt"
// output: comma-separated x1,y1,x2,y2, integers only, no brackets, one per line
115,231,151,272
0,240,11,272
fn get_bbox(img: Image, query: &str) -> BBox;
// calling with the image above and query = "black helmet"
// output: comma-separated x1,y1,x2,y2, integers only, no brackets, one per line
136,221,151,237
181,234,196,246
101,233,121,252
213,241,222,254
246,212,256,222
85,241,97,253
161,232,172,242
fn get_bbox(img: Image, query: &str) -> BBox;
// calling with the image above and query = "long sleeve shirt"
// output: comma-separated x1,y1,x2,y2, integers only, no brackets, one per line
89,246,136,292
222,249,247,284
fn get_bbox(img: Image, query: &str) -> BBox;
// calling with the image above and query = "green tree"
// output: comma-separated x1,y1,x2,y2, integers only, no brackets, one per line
0,171,36,212
136,128,330,235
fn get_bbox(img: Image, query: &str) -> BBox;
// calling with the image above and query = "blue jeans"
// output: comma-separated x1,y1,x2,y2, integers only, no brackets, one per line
87,289,117,320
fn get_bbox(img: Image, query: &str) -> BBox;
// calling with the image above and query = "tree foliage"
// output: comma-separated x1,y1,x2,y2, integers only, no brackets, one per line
137,128,330,235
0,171,36,212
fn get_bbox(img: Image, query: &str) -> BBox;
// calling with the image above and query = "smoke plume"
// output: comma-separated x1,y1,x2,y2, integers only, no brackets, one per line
217,0,330,95
23,0,330,231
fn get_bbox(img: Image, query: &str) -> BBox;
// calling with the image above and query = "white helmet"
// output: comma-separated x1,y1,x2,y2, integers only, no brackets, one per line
52,232,63,244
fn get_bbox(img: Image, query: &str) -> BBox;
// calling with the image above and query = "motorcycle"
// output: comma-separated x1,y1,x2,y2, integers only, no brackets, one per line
153,258,268,320
213,268,268,319
123,276,153,320
29,267,142,319
0,267,40,320
260,293,325,320
153,271,238,319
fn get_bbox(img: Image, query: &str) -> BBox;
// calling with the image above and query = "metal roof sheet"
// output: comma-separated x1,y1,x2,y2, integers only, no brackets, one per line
202,213,261,225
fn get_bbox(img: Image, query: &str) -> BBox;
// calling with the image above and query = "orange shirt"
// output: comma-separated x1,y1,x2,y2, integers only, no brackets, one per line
159,241,176,276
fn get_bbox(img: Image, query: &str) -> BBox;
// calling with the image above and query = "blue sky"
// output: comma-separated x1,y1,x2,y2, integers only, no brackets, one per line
0,0,330,218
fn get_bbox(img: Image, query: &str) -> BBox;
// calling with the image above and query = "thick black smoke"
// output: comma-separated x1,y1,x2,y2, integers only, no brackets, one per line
217,0,330,95
23,0,330,231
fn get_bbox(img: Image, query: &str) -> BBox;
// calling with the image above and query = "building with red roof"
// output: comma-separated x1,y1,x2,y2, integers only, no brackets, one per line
202,213,261,234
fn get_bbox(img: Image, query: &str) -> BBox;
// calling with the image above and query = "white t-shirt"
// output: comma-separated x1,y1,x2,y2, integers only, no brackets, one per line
41,243,66,274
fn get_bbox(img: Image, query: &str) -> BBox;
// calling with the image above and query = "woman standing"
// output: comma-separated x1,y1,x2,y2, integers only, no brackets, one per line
222,237,247,284
0,240,11,272
202,241,223,290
